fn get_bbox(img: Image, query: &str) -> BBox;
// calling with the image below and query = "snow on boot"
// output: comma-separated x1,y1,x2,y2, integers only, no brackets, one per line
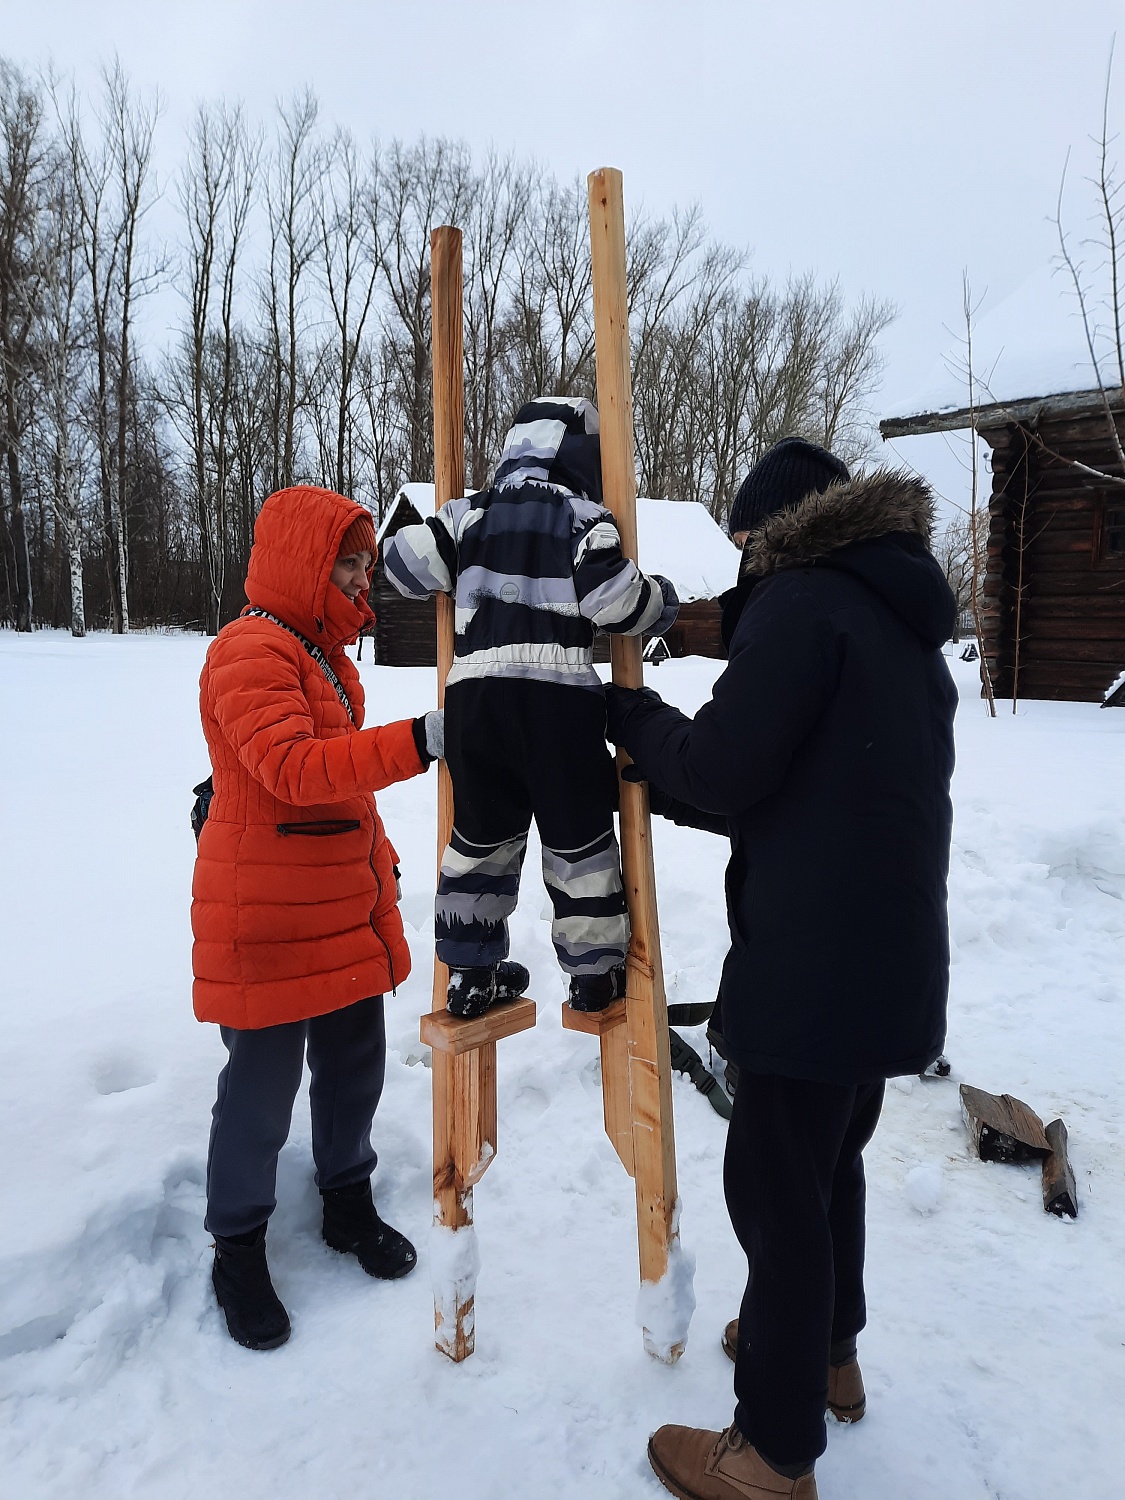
568,962,626,1013
321,1179,417,1280
447,965,498,1018
493,959,530,1003
211,1225,291,1351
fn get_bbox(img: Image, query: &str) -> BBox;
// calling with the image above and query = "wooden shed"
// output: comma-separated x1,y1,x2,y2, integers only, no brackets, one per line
881,388,1125,702
371,484,739,667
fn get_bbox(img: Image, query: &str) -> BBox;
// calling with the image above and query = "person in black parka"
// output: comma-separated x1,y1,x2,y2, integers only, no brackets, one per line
609,439,958,1500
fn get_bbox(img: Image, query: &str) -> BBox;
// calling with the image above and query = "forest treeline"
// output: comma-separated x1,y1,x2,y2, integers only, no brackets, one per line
0,59,894,635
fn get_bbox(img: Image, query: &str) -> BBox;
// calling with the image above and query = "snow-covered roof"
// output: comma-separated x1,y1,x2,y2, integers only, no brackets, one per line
635,497,739,601
379,484,738,601
882,262,1121,434
376,483,440,543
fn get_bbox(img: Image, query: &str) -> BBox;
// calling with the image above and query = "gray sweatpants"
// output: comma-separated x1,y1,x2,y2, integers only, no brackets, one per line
205,994,386,1238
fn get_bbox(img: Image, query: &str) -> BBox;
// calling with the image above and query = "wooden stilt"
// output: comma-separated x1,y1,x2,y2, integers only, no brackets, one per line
586,167,687,1363
427,226,536,1362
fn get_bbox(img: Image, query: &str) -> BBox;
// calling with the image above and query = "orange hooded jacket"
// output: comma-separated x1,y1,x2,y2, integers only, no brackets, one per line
191,485,427,1029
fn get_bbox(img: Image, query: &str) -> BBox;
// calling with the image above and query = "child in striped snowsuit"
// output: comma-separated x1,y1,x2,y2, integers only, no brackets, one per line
382,396,678,1016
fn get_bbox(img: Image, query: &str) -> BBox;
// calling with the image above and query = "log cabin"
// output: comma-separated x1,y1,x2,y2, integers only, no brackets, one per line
881,388,1125,702
371,483,740,666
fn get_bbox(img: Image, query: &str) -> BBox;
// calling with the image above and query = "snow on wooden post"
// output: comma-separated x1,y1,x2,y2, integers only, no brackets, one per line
586,167,692,1364
424,225,536,1362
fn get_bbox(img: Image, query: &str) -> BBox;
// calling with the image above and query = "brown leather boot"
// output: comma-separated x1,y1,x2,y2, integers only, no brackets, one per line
720,1318,866,1422
826,1357,866,1422
648,1424,817,1500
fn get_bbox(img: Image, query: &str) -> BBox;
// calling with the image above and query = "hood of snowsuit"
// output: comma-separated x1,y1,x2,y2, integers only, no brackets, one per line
492,396,603,504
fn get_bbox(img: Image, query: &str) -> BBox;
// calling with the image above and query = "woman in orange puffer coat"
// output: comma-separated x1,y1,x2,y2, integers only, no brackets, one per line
192,483,441,1351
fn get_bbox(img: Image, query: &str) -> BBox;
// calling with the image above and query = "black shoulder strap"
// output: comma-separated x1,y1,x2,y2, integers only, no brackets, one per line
245,607,356,725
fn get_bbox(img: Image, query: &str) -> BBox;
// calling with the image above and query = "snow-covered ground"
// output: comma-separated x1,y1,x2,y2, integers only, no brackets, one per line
1,632,1122,1499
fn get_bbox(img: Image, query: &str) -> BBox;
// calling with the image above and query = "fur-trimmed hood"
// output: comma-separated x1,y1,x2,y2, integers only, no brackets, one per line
733,467,954,649
740,468,935,577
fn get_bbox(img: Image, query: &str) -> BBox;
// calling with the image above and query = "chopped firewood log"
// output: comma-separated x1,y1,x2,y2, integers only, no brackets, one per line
960,1084,1051,1163
1042,1118,1079,1219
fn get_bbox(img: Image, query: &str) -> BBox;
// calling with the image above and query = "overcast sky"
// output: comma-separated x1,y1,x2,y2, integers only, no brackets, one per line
4,0,1122,512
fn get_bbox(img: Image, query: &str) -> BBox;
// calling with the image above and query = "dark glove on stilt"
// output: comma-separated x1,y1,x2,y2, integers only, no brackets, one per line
212,1225,291,1350
321,1179,417,1280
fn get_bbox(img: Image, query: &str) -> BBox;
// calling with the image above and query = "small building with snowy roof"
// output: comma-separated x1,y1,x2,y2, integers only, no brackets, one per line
880,267,1125,703
370,483,739,667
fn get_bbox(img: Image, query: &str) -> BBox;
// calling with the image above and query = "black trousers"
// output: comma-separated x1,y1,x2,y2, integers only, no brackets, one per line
724,1072,886,1466
205,994,386,1238
436,678,629,975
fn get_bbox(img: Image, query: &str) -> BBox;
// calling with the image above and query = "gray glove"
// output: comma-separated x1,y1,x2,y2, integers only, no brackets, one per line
423,709,445,761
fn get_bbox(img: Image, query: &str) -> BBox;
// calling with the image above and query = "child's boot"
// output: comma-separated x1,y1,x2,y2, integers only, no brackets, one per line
447,965,498,1017
447,960,530,1017
493,960,530,1001
568,962,626,1013
212,1224,291,1351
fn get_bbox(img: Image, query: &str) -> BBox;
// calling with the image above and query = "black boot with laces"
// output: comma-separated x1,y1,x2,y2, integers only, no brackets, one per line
321,1179,417,1280
212,1224,291,1351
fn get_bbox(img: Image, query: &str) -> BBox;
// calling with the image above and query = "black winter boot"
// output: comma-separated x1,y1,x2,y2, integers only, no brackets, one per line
212,1225,291,1351
568,962,627,1013
494,960,530,1002
448,961,530,1018
447,965,497,1018
321,1179,417,1279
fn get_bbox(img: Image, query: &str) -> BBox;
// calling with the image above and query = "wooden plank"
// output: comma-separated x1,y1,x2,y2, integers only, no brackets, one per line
430,224,462,1020
879,387,1124,440
589,165,684,1364
429,223,475,1364
558,1000,633,1172
422,996,538,1055
600,1016,636,1177
960,1084,1051,1163
1014,639,1125,663
452,1044,497,1188
559,998,628,1036
1041,1118,1079,1219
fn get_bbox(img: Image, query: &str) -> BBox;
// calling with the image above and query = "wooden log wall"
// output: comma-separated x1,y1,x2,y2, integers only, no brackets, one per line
372,567,437,666
982,408,1125,701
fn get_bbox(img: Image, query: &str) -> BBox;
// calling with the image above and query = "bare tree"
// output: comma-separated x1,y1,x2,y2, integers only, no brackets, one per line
39,150,90,634
263,91,321,491
316,128,379,497
374,136,474,485
168,101,257,632
961,274,997,715
462,152,528,490
0,61,53,631
934,513,974,643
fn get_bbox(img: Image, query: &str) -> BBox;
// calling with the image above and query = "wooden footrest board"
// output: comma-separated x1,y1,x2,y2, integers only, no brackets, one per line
421,996,537,1056
559,998,628,1036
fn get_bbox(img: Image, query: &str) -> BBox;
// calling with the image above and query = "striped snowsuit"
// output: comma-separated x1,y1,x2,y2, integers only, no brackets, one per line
382,396,678,977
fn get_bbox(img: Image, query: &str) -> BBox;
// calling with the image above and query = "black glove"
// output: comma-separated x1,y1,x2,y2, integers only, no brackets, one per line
621,761,673,818
604,683,665,744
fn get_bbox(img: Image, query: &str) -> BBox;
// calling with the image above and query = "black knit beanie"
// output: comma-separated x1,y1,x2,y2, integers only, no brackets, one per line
728,437,850,536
